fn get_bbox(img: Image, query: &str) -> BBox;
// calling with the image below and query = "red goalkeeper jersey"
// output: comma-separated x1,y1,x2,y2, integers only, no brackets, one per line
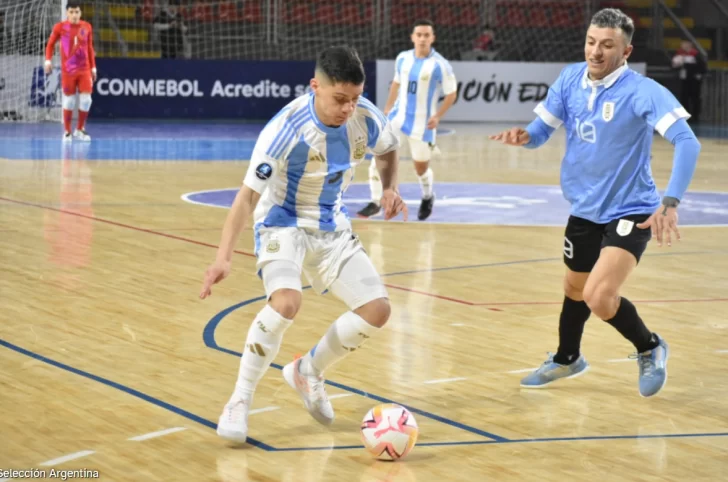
45,20,96,75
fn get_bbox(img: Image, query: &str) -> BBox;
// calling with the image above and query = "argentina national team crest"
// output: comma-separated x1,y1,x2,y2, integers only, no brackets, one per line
353,137,366,160
602,102,615,122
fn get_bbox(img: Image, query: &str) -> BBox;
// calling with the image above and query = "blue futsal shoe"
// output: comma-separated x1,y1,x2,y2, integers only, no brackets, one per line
633,334,669,397
520,353,590,388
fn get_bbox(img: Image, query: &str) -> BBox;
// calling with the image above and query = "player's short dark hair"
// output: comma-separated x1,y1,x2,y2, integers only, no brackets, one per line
66,2,81,9
413,19,435,33
590,8,634,44
315,45,365,86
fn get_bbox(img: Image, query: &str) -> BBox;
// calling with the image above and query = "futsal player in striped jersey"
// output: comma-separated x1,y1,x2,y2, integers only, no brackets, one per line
358,19,458,221
200,46,408,443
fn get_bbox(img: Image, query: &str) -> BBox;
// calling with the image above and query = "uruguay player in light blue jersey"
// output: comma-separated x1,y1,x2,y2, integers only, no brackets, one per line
199,46,408,443
358,19,457,221
491,9,700,397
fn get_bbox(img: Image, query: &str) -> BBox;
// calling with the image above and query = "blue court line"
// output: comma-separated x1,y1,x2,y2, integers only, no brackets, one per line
203,295,509,443
273,431,728,451
0,338,275,452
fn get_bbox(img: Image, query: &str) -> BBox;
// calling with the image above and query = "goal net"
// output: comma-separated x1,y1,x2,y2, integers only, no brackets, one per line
66,0,593,62
0,0,63,122
0,0,596,122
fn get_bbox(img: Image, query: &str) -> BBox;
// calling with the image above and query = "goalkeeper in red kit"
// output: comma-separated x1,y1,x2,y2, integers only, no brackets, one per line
44,2,97,142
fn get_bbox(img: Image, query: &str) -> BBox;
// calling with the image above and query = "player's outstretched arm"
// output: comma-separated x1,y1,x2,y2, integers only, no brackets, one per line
636,118,701,247
44,24,61,74
200,185,261,299
375,149,408,221
489,116,556,148
489,126,530,146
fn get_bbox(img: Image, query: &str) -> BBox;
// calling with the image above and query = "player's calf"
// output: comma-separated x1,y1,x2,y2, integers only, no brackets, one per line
73,93,92,141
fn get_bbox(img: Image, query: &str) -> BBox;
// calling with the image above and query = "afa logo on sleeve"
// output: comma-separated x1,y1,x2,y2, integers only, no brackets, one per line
255,162,273,180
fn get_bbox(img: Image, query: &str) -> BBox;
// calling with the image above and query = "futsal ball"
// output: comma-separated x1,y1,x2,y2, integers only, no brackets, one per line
360,404,418,461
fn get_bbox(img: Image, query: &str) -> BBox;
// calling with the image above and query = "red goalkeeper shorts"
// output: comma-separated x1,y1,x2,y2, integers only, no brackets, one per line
62,71,93,95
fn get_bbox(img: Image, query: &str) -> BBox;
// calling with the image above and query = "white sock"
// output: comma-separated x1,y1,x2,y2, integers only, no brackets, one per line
369,160,383,205
230,304,293,403
418,167,434,199
299,311,381,376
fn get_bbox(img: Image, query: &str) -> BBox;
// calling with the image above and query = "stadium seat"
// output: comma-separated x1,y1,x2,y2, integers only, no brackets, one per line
436,5,458,27
188,2,214,23
218,2,240,22
390,5,408,26
285,3,314,24
459,6,479,26
316,4,337,24
241,1,262,23
340,5,366,26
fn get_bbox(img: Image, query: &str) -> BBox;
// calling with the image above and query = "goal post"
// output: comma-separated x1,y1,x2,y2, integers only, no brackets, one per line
0,0,63,122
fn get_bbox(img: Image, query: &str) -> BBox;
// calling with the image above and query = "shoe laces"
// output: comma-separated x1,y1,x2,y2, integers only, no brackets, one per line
226,399,248,422
629,351,656,376
309,375,329,402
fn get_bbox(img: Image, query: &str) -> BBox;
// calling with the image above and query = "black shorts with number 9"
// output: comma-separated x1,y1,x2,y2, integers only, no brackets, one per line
563,214,653,273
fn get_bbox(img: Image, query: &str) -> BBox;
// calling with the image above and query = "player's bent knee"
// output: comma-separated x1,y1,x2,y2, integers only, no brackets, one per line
62,94,76,110
563,277,585,301
413,161,429,176
78,93,92,112
583,284,618,320
268,289,302,320
353,297,390,328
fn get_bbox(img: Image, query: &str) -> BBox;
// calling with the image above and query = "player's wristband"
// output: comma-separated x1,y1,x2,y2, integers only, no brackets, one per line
44,60,51,66
662,196,680,208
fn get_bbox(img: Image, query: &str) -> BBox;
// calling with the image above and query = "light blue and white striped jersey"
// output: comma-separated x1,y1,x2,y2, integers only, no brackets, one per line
388,48,457,143
535,61,690,223
244,92,398,235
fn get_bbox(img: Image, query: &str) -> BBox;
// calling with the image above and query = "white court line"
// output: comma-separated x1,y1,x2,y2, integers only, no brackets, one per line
328,394,354,400
606,358,633,363
423,377,467,384
128,427,187,441
450,323,467,327
249,406,280,415
507,368,538,374
39,450,95,467
716,350,728,354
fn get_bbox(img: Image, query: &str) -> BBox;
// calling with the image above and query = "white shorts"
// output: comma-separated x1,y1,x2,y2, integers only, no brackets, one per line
255,226,389,310
398,133,440,162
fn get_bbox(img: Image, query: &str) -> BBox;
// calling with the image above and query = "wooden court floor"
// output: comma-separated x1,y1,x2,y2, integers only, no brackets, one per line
1,123,727,481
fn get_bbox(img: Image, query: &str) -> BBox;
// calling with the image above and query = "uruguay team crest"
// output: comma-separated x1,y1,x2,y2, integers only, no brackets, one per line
602,101,615,122
353,136,366,160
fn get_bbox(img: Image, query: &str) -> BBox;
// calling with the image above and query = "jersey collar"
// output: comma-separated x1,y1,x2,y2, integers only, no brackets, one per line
581,62,629,89
414,48,436,59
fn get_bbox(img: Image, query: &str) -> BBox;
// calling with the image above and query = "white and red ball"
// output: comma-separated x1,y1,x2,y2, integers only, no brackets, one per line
360,404,418,461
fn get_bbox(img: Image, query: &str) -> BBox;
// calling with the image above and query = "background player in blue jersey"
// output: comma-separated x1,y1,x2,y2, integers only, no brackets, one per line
490,8,700,397
199,46,408,443
358,19,457,221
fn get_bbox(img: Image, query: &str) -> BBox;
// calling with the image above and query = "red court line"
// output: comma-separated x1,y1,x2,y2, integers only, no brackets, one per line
383,283,503,311
6,195,723,310
0,196,255,257
383,281,728,308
